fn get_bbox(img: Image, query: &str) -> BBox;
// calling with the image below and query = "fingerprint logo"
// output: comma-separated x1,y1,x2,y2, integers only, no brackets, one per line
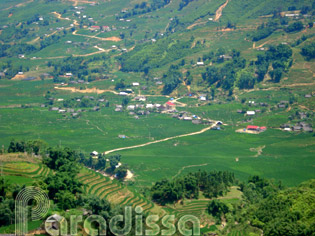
15,186,50,236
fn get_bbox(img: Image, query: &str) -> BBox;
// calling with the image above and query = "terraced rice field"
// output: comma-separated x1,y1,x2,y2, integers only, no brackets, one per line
77,168,159,215
2,162,53,179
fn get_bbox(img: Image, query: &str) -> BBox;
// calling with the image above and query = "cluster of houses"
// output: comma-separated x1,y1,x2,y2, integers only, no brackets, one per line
89,25,113,32
281,122,313,132
114,101,176,114
45,95,109,117
277,100,289,108
236,101,270,116
48,106,82,117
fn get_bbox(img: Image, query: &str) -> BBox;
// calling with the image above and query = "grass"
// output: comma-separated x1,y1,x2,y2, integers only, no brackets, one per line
0,220,42,234
114,126,315,187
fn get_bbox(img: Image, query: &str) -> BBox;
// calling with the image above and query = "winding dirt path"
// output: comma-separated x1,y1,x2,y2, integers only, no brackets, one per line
214,0,229,22
173,163,209,178
54,86,119,94
72,30,122,42
104,122,218,155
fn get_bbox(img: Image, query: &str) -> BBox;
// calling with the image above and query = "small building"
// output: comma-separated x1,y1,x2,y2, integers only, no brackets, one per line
119,92,128,96
247,125,260,131
90,151,98,156
237,109,243,114
196,61,204,66
90,26,100,30
65,73,73,77
303,127,313,132
200,96,207,101
219,55,232,60
192,120,202,124
183,116,193,121
165,101,176,110
118,134,126,139
50,107,59,111
127,105,135,110
278,104,286,108
146,104,154,109
246,111,255,116
292,126,302,131
132,82,140,86
305,94,312,98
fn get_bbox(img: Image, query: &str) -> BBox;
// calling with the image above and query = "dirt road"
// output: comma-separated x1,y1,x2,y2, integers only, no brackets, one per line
214,0,229,21
104,122,218,155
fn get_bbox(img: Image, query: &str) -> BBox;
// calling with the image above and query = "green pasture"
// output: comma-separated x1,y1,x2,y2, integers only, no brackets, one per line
112,126,315,187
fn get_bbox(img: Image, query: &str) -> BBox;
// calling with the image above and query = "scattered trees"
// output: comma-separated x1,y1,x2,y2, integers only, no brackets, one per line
301,42,315,60
150,170,235,205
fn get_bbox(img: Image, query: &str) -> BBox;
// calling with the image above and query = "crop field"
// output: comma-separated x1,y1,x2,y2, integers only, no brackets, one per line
113,126,315,187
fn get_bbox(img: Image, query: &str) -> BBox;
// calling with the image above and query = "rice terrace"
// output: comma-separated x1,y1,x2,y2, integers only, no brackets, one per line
0,0,314,235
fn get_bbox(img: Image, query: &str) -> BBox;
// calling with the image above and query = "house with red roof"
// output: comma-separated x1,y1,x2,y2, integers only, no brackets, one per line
247,125,267,132
165,101,176,110
90,26,100,31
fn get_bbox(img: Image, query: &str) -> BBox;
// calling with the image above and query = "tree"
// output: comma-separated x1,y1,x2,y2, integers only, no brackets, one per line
269,68,283,83
0,177,9,200
301,42,315,60
55,190,77,210
122,97,130,107
207,199,229,219
115,165,128,180
285,21,304,33
237,72,256,89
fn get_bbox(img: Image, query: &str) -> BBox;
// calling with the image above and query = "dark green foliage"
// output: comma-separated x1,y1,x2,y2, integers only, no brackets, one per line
179,0,194,10
0,198,14,226
207,199,229,219
202,51,246,90
285,21,304,33
43,146,79,171
162,66,182,94
7,139,47,155
237,72,256,89
252,26,275,42
269,68,283,82
254,44,293,83
115,165,128,180
150,170,234,205
0,177,9,200
236,178,315,236
301,42,315,60
43,147,82,209
115,80,126,90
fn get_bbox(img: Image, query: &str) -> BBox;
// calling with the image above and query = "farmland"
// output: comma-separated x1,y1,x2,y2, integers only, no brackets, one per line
0,0,315,235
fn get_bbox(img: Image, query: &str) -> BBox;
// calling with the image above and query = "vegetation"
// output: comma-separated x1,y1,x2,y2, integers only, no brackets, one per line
150,171,235,205
301,42,315,60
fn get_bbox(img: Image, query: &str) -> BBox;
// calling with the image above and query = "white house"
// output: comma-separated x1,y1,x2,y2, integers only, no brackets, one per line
146,104,154,109
132,82,139,86
90,151,98,156
200,96,207,101
65,73,73,76
127,105,135,110
247,111,256,116
196,61,204,66
119,92,128,96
